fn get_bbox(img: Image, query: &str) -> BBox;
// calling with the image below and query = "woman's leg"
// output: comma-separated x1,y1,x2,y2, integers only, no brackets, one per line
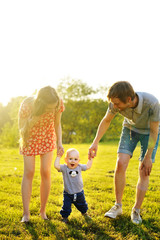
21,156,35,222
40,151,53,219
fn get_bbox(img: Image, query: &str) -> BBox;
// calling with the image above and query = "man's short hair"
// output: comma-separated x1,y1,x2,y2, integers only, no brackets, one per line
107,81,136,103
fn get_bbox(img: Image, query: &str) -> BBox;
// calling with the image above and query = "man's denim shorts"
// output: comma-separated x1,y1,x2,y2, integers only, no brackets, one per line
118,127,159,163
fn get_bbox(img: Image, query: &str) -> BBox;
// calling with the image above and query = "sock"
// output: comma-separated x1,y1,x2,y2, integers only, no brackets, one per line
116,203,122,208
133,208,140,213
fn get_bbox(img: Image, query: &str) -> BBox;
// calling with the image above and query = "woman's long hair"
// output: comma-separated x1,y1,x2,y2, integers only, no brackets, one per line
32,86,60,116
19,86,60,147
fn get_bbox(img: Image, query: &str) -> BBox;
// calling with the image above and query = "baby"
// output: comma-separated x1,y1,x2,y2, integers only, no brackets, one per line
54,148,93,223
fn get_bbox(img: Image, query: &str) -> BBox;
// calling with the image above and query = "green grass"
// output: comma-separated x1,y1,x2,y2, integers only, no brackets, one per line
0,143,160,240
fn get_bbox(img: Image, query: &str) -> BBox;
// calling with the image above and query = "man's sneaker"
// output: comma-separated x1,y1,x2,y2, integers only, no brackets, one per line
104,204,122,218
131,208,142,224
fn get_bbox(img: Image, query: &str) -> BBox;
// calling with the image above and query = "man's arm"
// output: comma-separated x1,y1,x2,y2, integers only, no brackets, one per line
140,121,159,176
88,111,115,159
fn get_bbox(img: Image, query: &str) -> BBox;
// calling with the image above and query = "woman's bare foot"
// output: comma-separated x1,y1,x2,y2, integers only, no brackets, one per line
21,215,30,223
39,213,49,220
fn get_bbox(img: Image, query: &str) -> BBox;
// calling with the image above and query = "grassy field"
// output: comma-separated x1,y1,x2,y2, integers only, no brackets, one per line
0,143,160,240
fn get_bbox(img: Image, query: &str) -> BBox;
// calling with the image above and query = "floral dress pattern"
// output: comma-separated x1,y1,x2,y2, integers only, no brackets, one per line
19,97,64,156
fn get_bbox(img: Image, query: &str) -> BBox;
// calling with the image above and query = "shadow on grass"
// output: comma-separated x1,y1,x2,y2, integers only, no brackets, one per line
110,215,160,240
24,217,116,240
143,218,160,238
20,215,160,239
22,219,87,240
65,217,115,240
23,220,64,240
23,222,39,240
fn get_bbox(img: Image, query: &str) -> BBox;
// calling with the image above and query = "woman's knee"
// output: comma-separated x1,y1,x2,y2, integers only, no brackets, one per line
24,168,35,180
40,168,51,179
40,152,53,179
23,156,35,180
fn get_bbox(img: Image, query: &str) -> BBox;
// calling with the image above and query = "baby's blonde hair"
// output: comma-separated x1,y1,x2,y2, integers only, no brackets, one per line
65,148,80,159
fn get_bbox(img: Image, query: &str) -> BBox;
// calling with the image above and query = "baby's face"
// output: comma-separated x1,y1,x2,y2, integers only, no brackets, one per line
65,150,80,169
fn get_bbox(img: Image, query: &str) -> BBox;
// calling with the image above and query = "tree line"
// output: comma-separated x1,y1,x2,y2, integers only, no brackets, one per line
0,79,123,147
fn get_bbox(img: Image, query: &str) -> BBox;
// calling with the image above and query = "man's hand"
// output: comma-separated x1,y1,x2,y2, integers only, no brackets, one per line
140,157,152,176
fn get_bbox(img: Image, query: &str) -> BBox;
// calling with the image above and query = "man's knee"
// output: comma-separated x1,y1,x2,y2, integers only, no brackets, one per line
137,177,149,191
116,154,130,172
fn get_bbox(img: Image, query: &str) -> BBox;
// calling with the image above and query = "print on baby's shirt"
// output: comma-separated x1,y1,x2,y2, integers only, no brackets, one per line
69,171,78,177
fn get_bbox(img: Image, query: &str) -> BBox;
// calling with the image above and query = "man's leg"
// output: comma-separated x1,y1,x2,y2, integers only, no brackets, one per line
105,153,130,218
131,163,149,224
115,153,130,204
115,127,137,204
105,127,137,219
131,133,159,224
134,162,149,209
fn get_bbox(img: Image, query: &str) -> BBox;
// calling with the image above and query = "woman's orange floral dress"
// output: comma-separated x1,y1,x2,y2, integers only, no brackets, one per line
19,97,64,156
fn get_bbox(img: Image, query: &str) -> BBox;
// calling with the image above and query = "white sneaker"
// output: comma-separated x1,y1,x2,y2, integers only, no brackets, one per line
104,204,122,218
131,208,142,224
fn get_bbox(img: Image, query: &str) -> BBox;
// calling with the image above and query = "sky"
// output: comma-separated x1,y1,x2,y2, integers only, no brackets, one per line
0,0,160,105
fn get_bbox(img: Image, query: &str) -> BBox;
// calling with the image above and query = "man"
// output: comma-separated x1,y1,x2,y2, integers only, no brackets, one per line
88,81,160,224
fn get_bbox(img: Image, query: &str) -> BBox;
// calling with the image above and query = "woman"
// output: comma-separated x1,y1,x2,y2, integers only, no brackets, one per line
18,86,64,222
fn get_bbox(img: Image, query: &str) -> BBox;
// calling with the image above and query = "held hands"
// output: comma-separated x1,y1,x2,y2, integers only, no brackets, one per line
57,144,64,158
88,143,98,160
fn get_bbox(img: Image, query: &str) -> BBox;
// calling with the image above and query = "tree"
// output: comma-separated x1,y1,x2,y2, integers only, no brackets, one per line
0,96,25,147
57,77,96,101
0,79,124,147
0,103,10,134
61,98,123,144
